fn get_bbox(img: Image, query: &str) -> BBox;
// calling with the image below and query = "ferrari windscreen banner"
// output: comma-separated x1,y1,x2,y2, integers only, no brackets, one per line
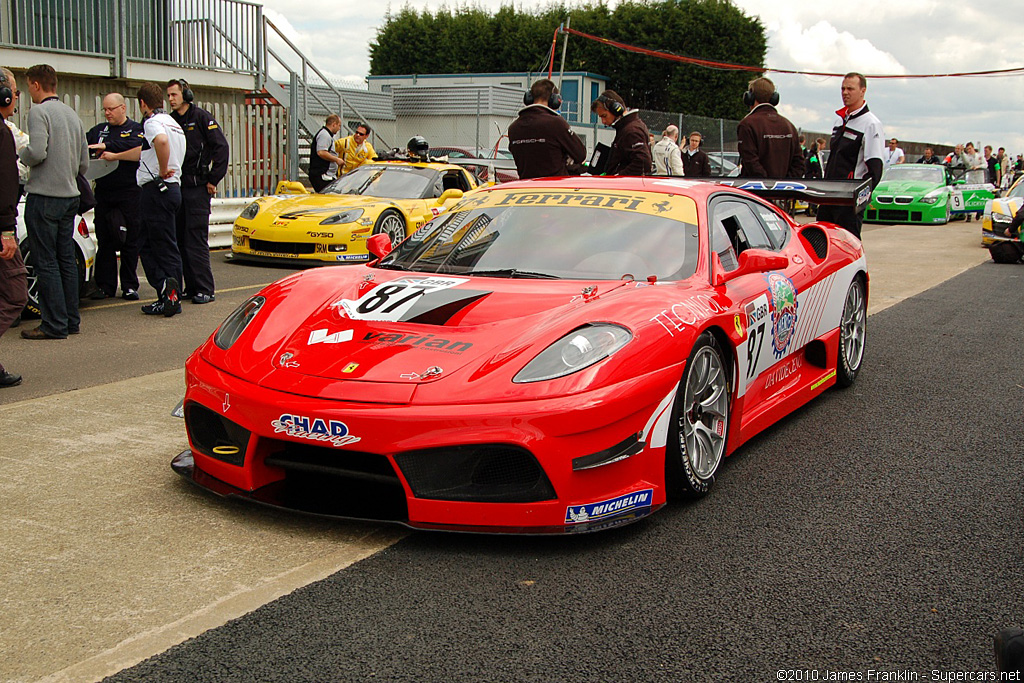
717,178,872,211
453,190,699,224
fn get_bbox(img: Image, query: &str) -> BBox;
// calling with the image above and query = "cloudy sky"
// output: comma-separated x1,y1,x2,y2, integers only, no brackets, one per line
259,0,1024,153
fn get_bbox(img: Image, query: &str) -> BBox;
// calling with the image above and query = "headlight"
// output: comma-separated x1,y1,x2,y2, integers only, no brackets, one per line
920,189,943,204
320,208,364,225
214,296,265,350
992,212,1013,225
239,202,260,220
513,324,632,383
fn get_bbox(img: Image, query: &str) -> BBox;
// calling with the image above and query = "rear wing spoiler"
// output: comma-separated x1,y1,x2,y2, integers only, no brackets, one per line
715,178,872,212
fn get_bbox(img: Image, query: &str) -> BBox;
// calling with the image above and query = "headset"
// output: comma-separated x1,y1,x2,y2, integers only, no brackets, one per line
742,86,780,108
523,85,562,110
171,78,194,104
0,72,12,108
595,93,625,118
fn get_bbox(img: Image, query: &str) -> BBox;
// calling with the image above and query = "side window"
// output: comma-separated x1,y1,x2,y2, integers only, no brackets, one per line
710,204,740,272
441,171,469,193
730,202,773,250
749,201,790,250
710,198,786,271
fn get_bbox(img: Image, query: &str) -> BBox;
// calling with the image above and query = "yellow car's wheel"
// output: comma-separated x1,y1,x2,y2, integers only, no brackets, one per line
373,210,407,248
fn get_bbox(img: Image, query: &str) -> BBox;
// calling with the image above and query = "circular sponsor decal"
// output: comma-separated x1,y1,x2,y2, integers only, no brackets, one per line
765,272,798,358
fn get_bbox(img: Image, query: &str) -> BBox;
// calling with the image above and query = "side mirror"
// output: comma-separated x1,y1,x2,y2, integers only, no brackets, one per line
274,180,309,195
954,179,966,185
712,249,789,286
367,234,393,260
437,188,464,204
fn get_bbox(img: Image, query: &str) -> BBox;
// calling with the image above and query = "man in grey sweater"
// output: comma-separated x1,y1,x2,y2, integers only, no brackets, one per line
17,64,89,340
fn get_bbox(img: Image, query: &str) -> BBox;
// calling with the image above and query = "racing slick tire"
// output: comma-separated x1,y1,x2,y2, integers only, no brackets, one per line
18,240,87,319
372,210,407,249
836,276,867,388
666,332,731,500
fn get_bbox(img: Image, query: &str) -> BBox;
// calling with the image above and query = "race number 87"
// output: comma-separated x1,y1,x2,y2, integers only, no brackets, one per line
356,284,428,314
746,321,765,379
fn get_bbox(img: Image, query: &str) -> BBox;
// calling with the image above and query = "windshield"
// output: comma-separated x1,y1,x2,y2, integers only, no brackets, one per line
1009,182,1024,199
323,165,437,199
882,165,944,183
963,169,988,185
377,202,699,281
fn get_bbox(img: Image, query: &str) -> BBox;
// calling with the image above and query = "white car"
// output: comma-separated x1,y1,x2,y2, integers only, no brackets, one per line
15,198,97,318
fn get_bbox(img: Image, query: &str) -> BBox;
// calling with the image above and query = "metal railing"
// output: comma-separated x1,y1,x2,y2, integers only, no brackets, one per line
262,16,390,166
2,0,263,77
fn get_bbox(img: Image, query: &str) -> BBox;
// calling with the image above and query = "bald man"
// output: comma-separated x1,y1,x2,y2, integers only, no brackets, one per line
87,92,146,300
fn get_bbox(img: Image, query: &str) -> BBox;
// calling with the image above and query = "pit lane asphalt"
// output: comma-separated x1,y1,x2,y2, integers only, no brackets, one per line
2,224,1016,681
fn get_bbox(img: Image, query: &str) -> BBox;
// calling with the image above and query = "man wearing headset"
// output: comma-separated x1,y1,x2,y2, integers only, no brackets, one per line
167,78,229,305
508,79,587,180
736,77,805,179
0,67,28,386
589,90,651,176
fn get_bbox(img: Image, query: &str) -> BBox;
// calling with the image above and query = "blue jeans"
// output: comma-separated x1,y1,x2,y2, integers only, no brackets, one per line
25,194,80,337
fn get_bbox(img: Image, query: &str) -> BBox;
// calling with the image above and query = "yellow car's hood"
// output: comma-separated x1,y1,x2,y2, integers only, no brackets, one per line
257,194,409,221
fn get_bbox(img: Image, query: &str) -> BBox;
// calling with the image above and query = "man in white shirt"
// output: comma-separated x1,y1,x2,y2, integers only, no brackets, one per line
109,82,186,316
817,72,885,239
652,125,684,176
883,138,904,169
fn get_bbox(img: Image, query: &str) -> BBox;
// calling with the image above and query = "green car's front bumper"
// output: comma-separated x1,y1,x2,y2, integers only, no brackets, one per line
864,197,949,224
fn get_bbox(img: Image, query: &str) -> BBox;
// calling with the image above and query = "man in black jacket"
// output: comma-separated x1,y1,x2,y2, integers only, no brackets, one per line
167,79,229,305
682,131,712,177
87,92,145,300
736,77,805,178
590,90,651,176
508,79,587,179
0,68,28,386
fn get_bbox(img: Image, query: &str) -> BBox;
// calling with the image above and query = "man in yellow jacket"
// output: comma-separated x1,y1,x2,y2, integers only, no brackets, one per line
334,123,375,176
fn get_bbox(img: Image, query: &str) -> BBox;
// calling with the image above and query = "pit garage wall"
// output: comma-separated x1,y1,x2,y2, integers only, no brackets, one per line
4,71,288,198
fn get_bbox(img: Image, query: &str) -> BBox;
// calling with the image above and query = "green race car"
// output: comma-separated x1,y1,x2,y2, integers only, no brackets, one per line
864,164,953,224
864,164,996,225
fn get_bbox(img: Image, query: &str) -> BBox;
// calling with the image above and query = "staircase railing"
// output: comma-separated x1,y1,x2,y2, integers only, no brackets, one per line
261,17,391,179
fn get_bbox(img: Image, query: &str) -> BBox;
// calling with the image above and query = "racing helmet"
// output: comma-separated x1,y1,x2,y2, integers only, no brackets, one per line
407,136,430,158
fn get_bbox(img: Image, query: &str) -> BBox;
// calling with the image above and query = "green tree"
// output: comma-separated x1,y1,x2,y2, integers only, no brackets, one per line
368,0,766,118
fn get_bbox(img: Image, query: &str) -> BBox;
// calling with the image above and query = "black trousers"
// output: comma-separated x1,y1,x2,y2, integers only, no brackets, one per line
138,181,182,296
176,184,215,296
93,187,141,295
816,205,863,240
309,170,330,193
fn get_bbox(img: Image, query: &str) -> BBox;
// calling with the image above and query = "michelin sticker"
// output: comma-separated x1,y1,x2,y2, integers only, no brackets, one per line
271,414,362,447
565,489,654,524
333,276,469,322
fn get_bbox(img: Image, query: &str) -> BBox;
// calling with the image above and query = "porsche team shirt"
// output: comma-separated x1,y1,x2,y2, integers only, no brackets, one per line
823,103,884,182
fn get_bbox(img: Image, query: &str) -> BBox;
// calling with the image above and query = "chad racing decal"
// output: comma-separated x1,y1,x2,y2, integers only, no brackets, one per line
766,272,799,359
271,413,362,447
333,276,469,321
565,489,654,525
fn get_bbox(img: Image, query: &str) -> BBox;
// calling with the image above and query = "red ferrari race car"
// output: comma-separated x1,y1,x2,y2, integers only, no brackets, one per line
173,175,869,533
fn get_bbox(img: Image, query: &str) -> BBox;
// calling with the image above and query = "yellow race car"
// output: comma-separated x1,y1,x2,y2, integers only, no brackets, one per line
982,174,1024,245
232,160,480,264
